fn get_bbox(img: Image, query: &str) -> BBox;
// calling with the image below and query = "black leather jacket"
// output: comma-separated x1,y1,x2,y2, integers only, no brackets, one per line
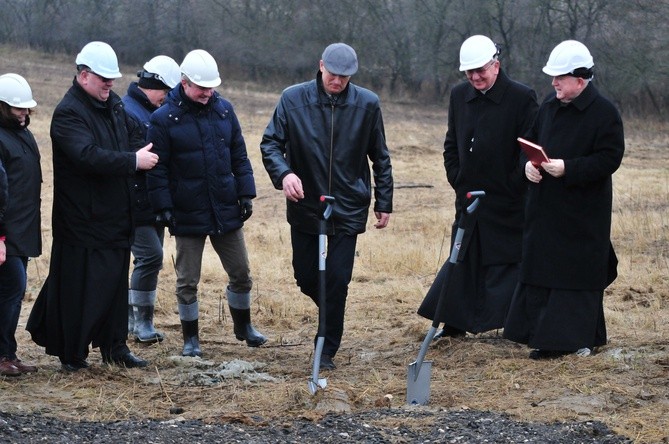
261,72,393,235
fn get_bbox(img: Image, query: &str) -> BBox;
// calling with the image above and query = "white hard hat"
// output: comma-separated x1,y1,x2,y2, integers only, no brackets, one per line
75,41,122,79
543,40,594,77
180,49,221,88
0,73,37,108
141,55,181,89
459,35,498,71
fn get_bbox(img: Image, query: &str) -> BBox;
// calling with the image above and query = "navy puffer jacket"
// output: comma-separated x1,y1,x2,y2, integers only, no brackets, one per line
147,86,255,236
123,82,159,226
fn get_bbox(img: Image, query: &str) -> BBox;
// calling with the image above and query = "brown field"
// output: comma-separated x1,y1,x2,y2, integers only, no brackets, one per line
1,45,668,443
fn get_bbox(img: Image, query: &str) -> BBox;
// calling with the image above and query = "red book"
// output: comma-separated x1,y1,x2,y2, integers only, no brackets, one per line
517,137,550,166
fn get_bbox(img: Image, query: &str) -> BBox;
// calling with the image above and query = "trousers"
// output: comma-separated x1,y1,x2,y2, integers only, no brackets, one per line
0,256,27,359
175,229,252,305
130,224,165,291
291,227,357,357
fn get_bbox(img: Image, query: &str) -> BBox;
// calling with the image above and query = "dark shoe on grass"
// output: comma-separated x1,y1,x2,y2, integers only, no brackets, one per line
0,357,21,377
529,349,570,360
104,352,148,368
10,359,38,374
320,354,336,370
60,358,90,372
434,325,466,340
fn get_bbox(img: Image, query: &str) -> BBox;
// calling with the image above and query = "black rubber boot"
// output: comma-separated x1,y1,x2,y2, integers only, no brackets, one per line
228,307,267,347
180,319,202,357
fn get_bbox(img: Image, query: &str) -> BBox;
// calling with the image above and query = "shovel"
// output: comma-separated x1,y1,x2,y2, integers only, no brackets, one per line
308,195,335,395
407,191,485,405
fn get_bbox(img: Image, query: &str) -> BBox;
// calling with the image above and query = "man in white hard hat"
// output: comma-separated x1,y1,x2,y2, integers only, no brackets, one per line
504,40,624,359
27,41,158,371
0,73,41,376
147,49,266,357
260,43,394,370
417,35,538,339
123,55,181,344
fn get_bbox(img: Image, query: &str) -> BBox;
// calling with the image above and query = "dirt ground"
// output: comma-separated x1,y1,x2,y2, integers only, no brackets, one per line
1,46,668,443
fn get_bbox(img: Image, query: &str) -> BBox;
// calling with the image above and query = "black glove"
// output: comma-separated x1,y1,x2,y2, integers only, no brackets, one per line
156,209,176,230
239,197,253,222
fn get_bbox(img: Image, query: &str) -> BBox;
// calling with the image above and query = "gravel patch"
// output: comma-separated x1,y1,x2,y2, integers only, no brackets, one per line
1,409,630,443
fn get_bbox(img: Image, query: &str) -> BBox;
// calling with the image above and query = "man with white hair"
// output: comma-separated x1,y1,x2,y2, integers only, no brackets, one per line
418,35,538,339
27,41,158,371
504,40,625,359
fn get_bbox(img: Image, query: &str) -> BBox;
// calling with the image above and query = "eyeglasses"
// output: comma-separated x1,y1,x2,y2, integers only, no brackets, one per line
465,59,497,76
86,70,114,83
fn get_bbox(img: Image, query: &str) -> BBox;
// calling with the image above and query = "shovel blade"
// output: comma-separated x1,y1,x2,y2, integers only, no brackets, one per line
308,377,327,395
406,360,432,405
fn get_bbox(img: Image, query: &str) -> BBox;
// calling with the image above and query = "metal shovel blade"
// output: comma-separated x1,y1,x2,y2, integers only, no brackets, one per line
406,360,432,405
307,377,328,395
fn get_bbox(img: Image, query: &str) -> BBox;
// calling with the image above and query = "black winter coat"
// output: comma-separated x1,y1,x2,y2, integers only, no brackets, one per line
521,83,624,290
0,123,42,257
50,79,144,248
443,69,538,265
260,72,393,236
147,86,256,236
0,159,7,238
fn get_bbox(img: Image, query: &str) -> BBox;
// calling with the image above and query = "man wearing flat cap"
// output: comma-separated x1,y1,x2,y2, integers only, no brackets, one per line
261,42,394,370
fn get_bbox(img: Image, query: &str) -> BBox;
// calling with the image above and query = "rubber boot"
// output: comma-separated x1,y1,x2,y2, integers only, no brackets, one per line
129,290,165,343
227,289,267,347
127,294,135,335
178,302,201,357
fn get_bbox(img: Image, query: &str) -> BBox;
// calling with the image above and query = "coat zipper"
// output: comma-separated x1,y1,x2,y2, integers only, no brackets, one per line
328,103,334,195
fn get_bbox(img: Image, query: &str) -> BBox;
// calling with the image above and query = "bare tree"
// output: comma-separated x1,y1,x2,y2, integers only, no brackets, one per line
0,0,666,115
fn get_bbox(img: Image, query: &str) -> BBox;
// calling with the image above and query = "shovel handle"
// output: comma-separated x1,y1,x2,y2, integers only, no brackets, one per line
412,325,438,380
320,195,335,221
431,190,485,328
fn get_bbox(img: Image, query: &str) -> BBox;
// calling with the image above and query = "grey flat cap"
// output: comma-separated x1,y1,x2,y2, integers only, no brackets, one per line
322,43,358,76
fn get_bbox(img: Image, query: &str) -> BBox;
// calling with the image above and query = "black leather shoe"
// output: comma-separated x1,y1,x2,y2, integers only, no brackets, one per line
60,358,90,372
433,325,466,340
320,354,336,370
105,352,148,368
529,349,569,360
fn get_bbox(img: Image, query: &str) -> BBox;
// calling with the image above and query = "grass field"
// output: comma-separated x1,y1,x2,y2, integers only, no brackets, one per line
1,45,668,443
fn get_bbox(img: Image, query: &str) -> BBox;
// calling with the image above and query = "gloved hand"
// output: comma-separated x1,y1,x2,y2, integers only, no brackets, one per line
239,197,253,222
156,209,176,230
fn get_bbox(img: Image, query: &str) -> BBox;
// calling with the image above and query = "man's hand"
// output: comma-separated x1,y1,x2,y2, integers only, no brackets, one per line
374,212,390,229
239,197,253,221
0,239,6,265
541,158,565,178
136,143,158,170
156,209,176,230
282,173,304,202
525,161,542,183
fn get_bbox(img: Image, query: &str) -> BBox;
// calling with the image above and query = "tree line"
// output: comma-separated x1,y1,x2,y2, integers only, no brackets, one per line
1,0,666,117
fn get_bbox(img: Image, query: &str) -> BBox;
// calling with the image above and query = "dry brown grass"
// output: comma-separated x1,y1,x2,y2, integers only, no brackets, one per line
1,45,668,443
